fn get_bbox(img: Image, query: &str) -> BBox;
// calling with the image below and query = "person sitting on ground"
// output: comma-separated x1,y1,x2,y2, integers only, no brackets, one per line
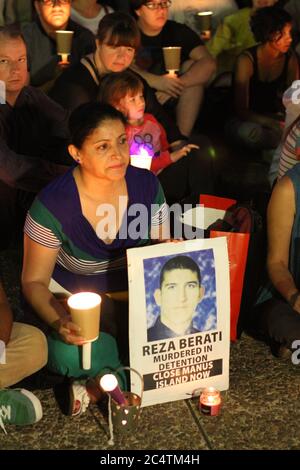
227,6,298,152
207,0,278,78
251,162,300,358
129,0,216,137
49,11,181,146
71,0,113,36
22,102,170,416
0,278,47,433
147,255,205,341
21,0,95,89
49,11,216,204
0,25,71,249
98,70,199,175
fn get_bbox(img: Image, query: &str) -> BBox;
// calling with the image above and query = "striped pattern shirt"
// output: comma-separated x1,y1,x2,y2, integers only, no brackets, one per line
278,120,300,179
24,166,168,293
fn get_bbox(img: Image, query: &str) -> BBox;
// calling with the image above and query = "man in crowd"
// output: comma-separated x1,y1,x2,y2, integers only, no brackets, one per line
148,255,205,341
22,0,95,89
0,25,71,247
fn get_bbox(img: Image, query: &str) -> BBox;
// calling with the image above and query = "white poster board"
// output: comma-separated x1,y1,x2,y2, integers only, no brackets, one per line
127,237,230,407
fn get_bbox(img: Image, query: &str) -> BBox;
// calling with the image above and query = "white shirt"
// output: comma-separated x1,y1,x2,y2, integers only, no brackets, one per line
71,5,113,36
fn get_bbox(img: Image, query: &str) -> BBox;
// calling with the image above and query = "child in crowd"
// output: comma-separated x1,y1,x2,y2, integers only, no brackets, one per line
98,71,198,175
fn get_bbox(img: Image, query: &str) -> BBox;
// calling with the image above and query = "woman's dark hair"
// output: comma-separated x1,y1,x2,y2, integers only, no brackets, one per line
69,102,126,149
96,11,140,50
250,6,291,43
98,71,144,107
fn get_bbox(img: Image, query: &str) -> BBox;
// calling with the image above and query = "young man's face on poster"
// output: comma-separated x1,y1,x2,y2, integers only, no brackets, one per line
154,268,205,330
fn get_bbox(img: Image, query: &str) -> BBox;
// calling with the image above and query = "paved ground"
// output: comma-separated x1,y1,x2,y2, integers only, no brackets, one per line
1,250,300,451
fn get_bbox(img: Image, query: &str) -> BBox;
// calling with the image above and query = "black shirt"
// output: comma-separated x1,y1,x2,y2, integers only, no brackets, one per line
147,315,199,342
136,20,203,75
49,61,184,143
22,18,96,87
0,87,70,192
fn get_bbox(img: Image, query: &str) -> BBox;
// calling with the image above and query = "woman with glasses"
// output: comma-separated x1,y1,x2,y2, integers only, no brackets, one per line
130,0,216,138
21,0,95,88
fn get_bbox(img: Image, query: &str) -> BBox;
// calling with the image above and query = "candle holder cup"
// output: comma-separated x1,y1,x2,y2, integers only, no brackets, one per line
109,367,144,435
56,30,74,65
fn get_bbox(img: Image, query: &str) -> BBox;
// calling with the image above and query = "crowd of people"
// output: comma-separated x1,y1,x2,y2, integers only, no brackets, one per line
1,0,300,433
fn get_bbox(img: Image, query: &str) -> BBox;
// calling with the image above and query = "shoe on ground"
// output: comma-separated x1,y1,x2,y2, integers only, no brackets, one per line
0,388,43,434
68,381,90,417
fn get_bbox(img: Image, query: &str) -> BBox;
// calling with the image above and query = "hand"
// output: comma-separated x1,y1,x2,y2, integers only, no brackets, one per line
156,74,185,97
56,318,86,345
200,30,212,41
288,291,300,314
170,144,200,163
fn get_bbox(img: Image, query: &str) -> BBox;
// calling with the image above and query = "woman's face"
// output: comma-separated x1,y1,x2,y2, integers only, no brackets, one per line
96,41,135,73
271,23,293,53
75,118,130,181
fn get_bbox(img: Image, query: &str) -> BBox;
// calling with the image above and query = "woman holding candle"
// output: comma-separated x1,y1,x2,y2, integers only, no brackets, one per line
22,102,169,416
49,11,216,204
98,70,199,175
49,10,178,144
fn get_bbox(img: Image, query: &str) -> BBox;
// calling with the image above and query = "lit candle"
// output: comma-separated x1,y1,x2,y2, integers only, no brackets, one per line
56,30,74,65
67,292,101,370
162,47,181,75
100,374,127,406
130,147,152,170
199,387,221,416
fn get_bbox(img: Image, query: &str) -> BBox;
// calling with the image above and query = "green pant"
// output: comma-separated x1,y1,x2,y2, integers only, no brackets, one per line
47,331,126,388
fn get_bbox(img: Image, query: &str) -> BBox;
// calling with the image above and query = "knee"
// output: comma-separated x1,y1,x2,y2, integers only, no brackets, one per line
238,122,263,147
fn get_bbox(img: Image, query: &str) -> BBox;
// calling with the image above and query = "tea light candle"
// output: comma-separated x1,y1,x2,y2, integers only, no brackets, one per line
100,374,127,406
199,387,221,416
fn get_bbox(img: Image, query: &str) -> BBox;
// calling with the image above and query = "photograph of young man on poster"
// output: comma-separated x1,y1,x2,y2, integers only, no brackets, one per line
144,251,217,342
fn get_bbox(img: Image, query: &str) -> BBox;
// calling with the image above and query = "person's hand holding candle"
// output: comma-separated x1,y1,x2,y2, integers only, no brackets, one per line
55,317,85,345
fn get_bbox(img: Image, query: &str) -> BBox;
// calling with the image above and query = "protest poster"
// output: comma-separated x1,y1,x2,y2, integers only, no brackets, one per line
127,237,230,407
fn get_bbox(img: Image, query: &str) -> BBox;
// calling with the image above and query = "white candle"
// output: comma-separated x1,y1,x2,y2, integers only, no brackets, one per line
100,374,127,405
